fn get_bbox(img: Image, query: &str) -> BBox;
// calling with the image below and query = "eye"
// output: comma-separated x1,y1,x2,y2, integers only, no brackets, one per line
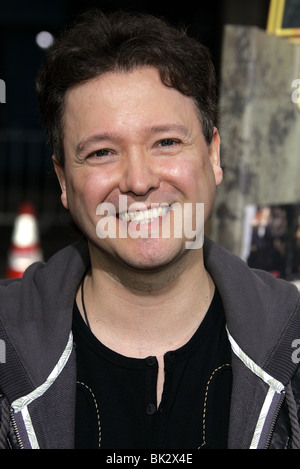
158,138,180,147
87,148,115,159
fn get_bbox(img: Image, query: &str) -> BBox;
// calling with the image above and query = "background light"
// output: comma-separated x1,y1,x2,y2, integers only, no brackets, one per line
35,31,54,49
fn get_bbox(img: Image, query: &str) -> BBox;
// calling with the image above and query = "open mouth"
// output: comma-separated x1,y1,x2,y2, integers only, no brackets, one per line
118,205,171,224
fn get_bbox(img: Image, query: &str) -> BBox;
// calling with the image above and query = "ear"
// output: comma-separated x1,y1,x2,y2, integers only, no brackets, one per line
52,155,69,210
208,127,223,186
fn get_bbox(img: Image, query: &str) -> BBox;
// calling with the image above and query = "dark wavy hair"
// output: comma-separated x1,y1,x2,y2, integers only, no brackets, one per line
36,9,218,166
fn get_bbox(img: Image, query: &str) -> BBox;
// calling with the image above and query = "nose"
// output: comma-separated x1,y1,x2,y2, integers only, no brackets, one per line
119,149,160,196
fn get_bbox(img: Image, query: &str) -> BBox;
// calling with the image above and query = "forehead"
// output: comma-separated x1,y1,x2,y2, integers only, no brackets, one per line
63,67,201,141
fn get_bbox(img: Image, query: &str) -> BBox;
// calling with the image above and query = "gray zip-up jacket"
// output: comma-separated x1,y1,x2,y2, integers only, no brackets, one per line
1,237,300,449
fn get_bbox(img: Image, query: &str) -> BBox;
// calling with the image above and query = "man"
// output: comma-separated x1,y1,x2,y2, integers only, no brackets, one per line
1,9,300,450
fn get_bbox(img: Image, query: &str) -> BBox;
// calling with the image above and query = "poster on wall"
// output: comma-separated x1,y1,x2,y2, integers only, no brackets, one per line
267,0,300,39
242,203,300,280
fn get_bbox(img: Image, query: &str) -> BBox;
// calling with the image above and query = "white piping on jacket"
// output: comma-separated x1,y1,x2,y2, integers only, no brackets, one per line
226,326,285,449
9,325,286,448
249,387,277,449
11,331,73,449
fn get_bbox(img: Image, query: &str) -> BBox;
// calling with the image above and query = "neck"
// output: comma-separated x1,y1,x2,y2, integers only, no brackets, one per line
77,242,214,358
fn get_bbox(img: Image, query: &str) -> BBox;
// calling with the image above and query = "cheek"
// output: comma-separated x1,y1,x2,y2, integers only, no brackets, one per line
165,156,214,198
66,171,115,239
160,157,195,186
71,170,114,206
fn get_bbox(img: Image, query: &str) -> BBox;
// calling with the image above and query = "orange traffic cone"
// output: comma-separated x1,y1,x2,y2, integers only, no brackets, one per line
5,202,43,278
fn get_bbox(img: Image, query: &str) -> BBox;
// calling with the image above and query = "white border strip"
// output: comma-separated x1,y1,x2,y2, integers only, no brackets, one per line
249,386,276,449
226,326,284,393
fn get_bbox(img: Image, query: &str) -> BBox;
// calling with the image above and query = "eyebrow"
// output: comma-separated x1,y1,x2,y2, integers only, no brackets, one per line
75,123,189,156
76,133,118,157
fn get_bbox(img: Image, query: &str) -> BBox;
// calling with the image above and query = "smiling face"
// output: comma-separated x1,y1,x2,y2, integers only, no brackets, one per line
54,67,222,272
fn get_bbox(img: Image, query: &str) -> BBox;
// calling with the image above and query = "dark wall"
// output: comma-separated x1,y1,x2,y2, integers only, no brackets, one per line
0,0,270,131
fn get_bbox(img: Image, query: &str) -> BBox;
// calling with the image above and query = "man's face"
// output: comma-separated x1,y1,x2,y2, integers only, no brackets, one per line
54,67,222,271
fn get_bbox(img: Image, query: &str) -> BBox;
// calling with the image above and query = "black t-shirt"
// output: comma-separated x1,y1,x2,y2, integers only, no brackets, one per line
72,289,232,449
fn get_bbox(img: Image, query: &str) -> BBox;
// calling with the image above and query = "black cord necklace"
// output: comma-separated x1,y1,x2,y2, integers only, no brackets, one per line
81,270,91,330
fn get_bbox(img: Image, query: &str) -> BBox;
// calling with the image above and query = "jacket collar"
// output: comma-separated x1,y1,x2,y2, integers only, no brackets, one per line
203,237,300,383
3,236,300,397
26,235,300,386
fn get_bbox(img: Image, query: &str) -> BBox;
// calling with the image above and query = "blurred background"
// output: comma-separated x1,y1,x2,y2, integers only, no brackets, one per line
1,0,297,280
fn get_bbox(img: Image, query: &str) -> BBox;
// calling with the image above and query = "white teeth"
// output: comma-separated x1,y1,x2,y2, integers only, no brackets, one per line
119,205,170,224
